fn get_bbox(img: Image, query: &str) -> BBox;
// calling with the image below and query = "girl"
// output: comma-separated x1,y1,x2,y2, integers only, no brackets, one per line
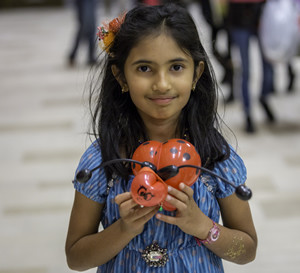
65,3,257,272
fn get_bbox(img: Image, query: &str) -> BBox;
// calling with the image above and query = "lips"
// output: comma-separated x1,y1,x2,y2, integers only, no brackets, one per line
149,96,176,105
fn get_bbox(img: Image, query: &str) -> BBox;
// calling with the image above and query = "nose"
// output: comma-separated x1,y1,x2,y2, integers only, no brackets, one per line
152,71,171,92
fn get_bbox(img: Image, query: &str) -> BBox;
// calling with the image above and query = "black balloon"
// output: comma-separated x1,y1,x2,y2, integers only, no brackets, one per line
235,185,252,201
76,169,92,183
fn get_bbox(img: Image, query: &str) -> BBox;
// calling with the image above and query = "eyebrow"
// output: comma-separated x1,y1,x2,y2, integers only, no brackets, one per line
131,58,189,66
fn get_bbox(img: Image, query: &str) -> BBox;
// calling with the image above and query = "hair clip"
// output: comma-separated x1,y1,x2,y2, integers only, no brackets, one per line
97,13,126,53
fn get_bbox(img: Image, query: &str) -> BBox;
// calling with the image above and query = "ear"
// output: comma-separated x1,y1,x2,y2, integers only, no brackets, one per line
194,61,205,82
111,65,127,87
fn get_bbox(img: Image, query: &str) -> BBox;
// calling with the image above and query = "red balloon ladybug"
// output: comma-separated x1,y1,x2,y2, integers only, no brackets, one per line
131,139,201,211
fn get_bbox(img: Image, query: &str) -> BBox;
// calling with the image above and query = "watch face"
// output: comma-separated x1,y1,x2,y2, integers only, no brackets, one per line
209,223,220,242
200,221,220,245
211,229,220,241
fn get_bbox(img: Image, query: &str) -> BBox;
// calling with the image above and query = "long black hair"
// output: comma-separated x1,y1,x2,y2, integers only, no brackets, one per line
89,3,230,181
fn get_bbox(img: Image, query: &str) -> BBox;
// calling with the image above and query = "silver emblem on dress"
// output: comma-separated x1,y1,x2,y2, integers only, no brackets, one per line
142,241,169,267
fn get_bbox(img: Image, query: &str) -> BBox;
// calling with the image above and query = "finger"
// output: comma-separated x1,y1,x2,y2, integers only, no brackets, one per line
135,206,159,224
134,205,159,219
166,184,195,211
118,199,140,215
167,185,189,203
179,183,194,198
164,194,187,211
115,193,144,210
115,192,132,205
155,212,177,225
125,205,158,224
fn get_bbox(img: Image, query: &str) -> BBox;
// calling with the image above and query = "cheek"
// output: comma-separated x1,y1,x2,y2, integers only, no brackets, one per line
179,83,193,99
128,82,146,93
181,93,191,109
127,80,150,105
126,73,149,93
128,89,145,110
175,73,194,91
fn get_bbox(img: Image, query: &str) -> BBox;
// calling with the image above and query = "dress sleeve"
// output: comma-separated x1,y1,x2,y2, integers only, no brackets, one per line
73,141,108,203
214,146,247,199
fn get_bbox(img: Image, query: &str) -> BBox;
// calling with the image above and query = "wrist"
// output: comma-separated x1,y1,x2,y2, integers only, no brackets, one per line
194,220,220,246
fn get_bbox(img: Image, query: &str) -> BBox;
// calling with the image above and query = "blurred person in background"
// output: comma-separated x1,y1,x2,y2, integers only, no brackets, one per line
228,0,275,133
199,0,234,103
287,62,296,92
285,0,300,93
67,0,98,66
259,0,300,95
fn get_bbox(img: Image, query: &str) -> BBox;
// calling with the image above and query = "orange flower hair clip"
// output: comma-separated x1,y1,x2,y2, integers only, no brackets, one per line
97,13,126,53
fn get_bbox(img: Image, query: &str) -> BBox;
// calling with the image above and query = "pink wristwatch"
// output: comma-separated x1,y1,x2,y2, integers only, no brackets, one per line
195,221,220,246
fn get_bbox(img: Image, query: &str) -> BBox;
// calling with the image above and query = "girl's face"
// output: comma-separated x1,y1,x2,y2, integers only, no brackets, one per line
115,34,203,125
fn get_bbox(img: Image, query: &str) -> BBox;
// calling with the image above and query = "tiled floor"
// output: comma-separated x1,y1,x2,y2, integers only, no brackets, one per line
1,3,300,273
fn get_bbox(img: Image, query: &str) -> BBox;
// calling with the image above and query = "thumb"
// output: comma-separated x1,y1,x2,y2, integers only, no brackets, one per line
115,192,132,205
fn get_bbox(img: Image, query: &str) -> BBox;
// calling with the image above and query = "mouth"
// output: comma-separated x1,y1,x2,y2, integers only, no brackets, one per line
148,96,177,105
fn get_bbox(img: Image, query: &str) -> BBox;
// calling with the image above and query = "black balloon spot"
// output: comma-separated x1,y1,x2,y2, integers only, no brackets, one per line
183,153,191,160
177,140,186,144
143,142,150,146
170,148,178,154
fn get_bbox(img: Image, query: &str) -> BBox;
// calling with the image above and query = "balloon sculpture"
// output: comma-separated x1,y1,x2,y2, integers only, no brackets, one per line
131,139,201,211
259,0,300,63
75,139,252,207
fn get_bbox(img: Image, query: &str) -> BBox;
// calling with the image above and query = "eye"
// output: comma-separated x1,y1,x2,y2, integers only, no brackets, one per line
171,64,184,72
138,65,151,72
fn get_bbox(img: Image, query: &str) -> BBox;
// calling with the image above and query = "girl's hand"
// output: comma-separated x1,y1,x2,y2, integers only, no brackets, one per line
155,183,211,239
115,192,159,237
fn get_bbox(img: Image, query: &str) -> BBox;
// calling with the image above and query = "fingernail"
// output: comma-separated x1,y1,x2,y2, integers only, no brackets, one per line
166,194,171,201
179,183,185,190
168,186,172,192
